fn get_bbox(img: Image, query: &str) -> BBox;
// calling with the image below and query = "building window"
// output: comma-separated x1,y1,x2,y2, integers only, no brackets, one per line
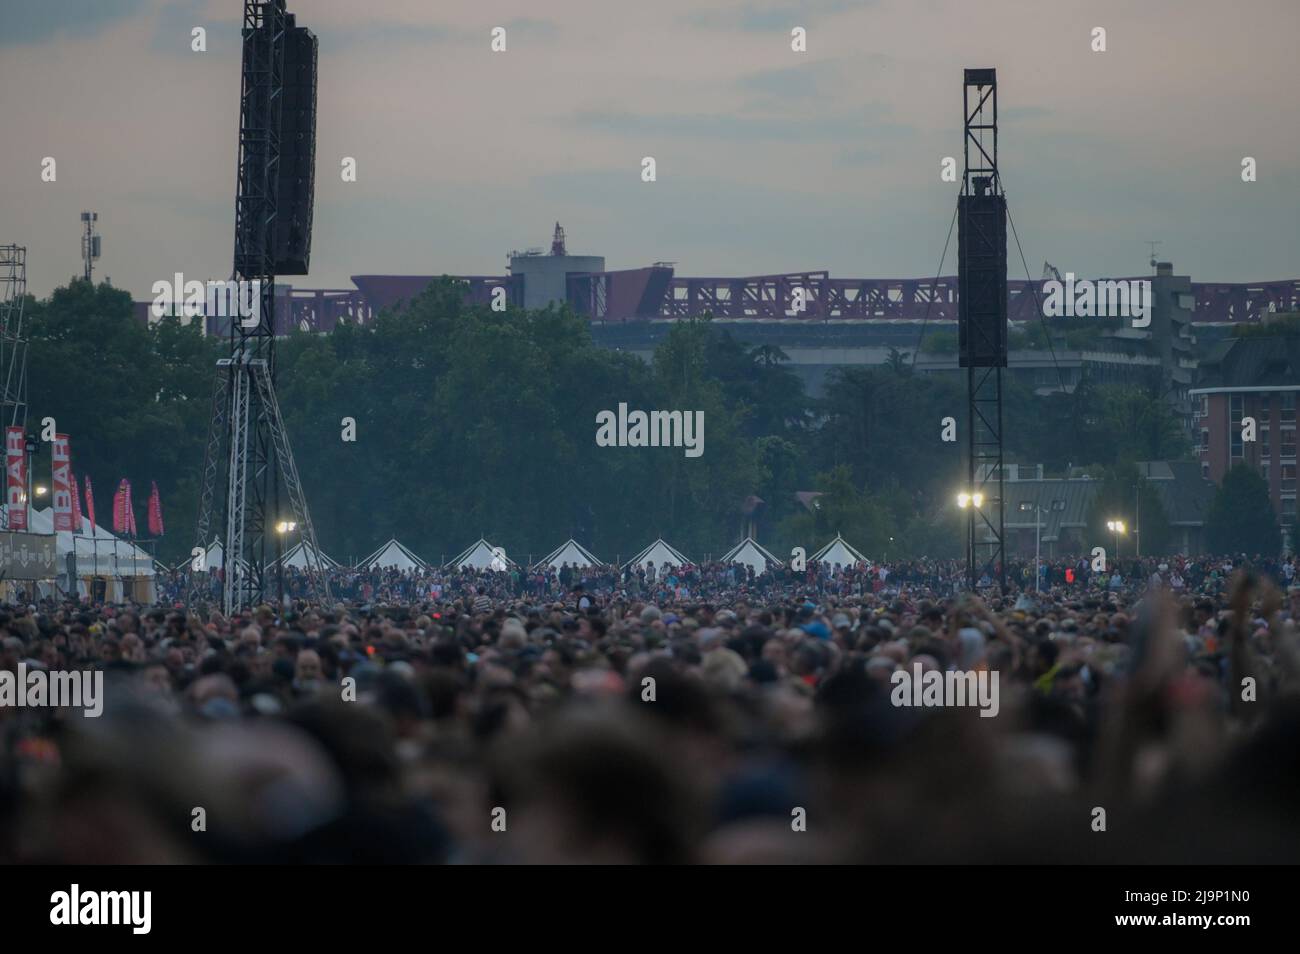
1200,428,1210,452
1230,395,1244,459
1283,428,1297,460
1283,393,1297,424
1283,464,1297,493
1199,394,1209,418
1261,426,1271,459
1283,497,1297,519
1051,499,1065,512
1202,461,1210,479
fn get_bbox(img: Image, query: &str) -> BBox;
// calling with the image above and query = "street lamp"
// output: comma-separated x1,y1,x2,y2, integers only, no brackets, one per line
1106,519,1126,564
34,485,48,497
957,491,984,509
1020,501,1046,592
275,520,297,610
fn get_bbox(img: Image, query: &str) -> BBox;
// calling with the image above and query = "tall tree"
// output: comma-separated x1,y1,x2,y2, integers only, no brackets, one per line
1205,463,1282,556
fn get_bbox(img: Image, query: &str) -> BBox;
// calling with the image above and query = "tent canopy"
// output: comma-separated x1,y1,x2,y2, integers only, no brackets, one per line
448,538,515,570
29,507,155,577
276,540,339,570
812,534,868,568
624,538,690,570
173,537,249,573
360,538,426,571
540,539,603,569
719,537,784,575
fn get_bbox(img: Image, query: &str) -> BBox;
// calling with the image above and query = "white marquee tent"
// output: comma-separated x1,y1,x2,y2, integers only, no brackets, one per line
23,507,156,601
174,537,250,574
624,538,691,570
719,537,784,575
449,538,515,570
359,538,427,571
540,539,603,569
276,540,340,570
812,534,868,569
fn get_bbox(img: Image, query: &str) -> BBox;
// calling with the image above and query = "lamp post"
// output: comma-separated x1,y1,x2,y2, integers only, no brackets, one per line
1106,519,1126,570
275,520,296,610
1019,501,1045,592
23,433,37,521
957,491,984,589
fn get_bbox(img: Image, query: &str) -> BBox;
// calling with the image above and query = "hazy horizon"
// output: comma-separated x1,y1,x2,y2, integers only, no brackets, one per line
2,0,1297,301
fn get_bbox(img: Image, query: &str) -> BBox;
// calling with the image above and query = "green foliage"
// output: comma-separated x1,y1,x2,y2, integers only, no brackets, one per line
25,280,218,562
776,464,895,553
1231,313,1300,338
1205,463,1282,556
920,330,957,354
1083,461,1173,557
20,275,1211,566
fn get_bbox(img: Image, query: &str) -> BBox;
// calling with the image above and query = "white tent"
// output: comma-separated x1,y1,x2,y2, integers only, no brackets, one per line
174,537,249,573
540,539,603,569
360,538,427,571
22,507,156,602
624,538,691,570
448,538,515,570
276,540,339,570
29,506,155,577
719,537,784,575
812,534,868,569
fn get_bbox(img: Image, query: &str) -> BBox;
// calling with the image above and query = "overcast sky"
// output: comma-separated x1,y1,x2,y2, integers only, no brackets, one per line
2,0,1297,300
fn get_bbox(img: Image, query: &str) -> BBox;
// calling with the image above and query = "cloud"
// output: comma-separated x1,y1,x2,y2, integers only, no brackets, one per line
685,0,875,32
0,0,148,48
568,105,911,143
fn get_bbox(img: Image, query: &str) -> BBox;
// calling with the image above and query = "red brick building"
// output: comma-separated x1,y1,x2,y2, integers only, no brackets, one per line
1191,335,1299,527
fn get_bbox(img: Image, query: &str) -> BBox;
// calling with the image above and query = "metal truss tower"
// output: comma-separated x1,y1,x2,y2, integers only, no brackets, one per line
958,70,1008,593
0,245,29,532
0,246,28,535
188,0,328,611
0,246,28,430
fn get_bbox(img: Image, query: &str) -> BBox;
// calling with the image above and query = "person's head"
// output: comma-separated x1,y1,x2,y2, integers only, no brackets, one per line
295,649,323,683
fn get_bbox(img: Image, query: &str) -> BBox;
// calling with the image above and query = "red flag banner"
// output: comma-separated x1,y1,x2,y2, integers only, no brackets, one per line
84,475,97,529
70,469,83,532
125,479,137,538
5,426,25,531
52,434,74,532
112,480,128,535
148,480,164,537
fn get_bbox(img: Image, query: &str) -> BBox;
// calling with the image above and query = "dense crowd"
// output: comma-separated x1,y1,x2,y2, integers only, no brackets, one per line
4,551,1300,864
162,551,1300,606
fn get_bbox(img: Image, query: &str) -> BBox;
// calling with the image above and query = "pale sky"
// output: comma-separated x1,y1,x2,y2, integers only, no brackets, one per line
2,0,1297,301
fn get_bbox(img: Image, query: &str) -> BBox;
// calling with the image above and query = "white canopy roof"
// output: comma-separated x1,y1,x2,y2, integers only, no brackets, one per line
360,538,427,571
624,538,690,570
540,539,602,569
276,540,339,570
29,506,155,577
449,538,515,570
719,537,784,575
812,534,868,569
174,537,249,573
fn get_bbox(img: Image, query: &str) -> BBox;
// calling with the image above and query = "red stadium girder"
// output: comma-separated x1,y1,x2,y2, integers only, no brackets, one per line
267,273,1300,331
659,275,1300,323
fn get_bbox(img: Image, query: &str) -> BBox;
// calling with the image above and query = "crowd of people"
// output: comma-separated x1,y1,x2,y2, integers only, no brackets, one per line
4,549,1300,863
162,550,1300,607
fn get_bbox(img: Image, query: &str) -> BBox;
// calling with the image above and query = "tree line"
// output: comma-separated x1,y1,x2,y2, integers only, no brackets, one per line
19,277,1290,566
